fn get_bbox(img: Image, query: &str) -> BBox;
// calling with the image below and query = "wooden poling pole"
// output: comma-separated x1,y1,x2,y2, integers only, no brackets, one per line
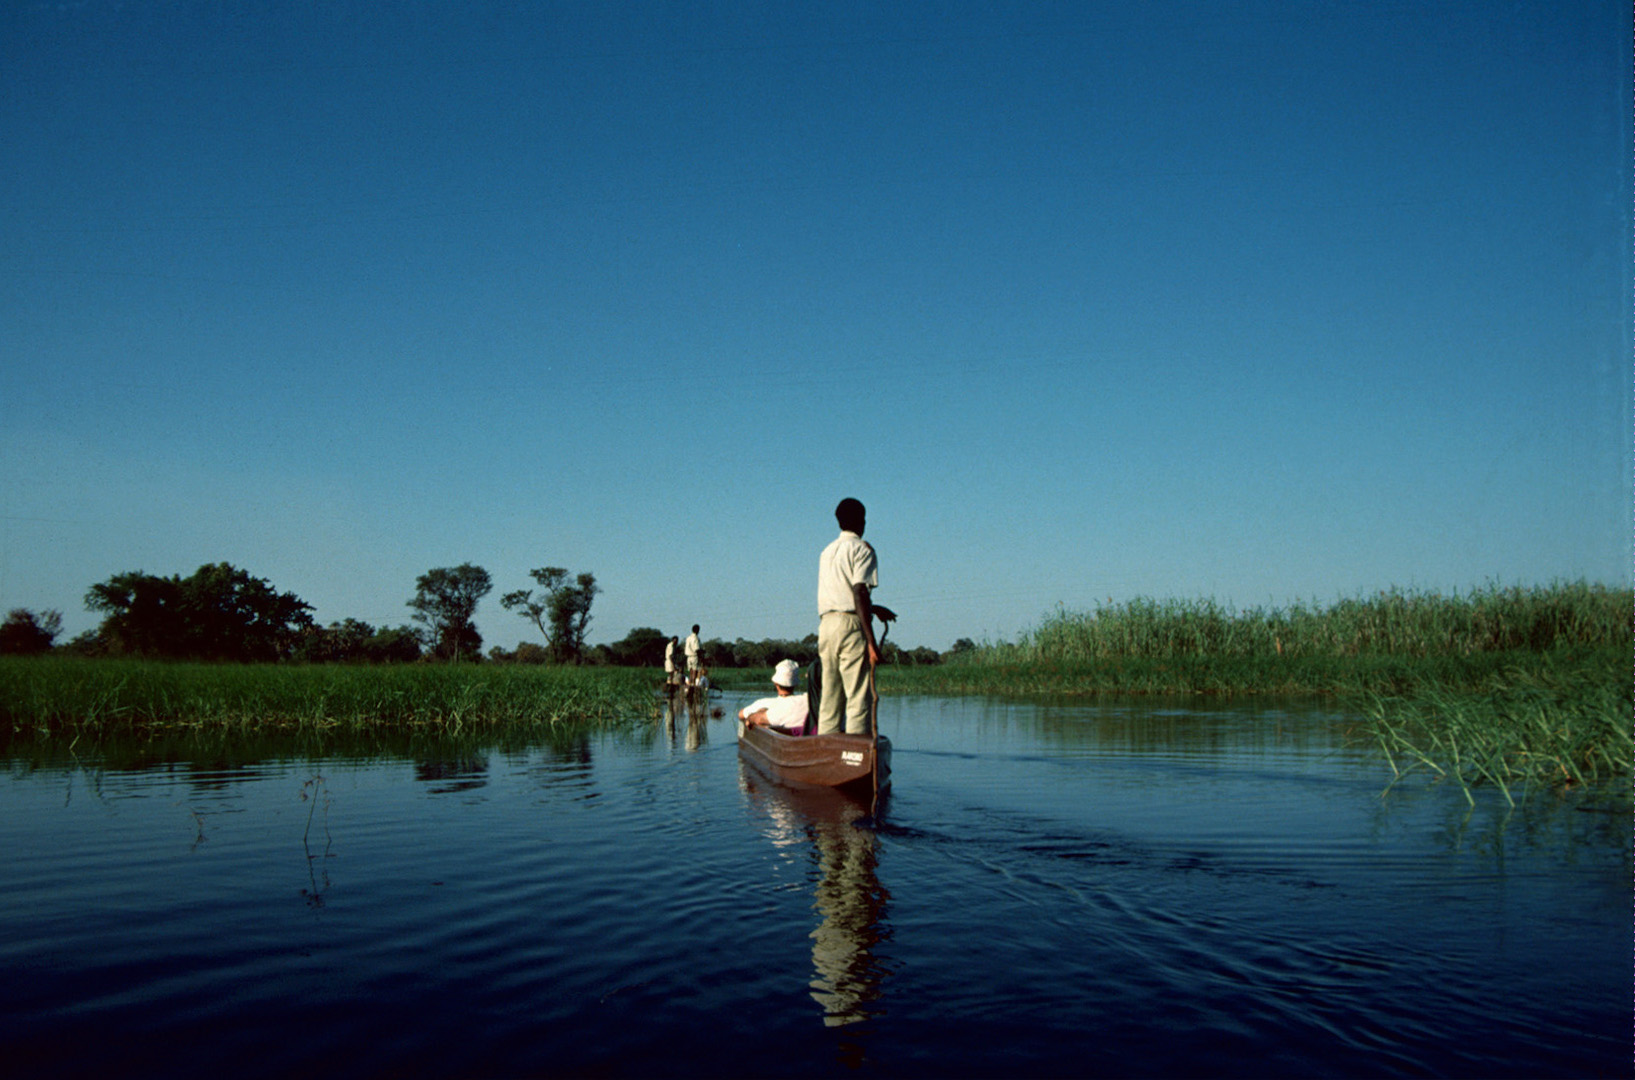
868,657,880,817
868,617,888,816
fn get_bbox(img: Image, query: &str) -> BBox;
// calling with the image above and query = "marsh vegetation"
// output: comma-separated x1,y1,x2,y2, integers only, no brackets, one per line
891,582,1629,799
3,582,1625,801
0,659,655,747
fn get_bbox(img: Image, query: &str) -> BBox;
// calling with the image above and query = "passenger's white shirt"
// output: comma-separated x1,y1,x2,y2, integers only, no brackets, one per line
740,693,809,733
817,530,878,616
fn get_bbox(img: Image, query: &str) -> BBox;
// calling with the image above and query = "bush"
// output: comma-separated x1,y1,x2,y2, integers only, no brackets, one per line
0,609,62,655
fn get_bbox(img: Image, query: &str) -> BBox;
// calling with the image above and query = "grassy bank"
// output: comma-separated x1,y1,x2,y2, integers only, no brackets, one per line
5,583,1626,799
965,582,1626,666
0,657,658,746
889,582,1630,796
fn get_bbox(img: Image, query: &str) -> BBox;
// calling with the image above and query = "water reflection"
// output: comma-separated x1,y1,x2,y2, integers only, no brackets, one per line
659,687,712,752
0,698,1624,1078
891,694,1362,758
297,774,334,907
413,755,489,794
683,691,709,751
740,767,891,1037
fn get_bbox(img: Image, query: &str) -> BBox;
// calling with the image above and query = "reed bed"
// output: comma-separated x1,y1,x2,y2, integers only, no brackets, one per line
974,582,1626,664
0,658,658,744
906,582,1630,794
1365,657,1630,805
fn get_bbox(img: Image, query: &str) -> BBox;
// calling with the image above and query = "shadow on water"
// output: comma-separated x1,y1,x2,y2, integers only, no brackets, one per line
739,764,893,1064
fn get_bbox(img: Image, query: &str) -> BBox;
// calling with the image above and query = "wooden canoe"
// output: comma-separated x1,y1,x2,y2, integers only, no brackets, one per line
737,721,891,792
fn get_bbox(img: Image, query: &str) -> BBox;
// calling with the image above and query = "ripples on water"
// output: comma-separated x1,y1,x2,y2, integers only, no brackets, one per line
0,695,1625,1077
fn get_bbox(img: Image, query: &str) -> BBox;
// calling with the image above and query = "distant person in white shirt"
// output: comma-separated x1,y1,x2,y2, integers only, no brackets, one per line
664,636,679,685
739,659,810,735
684,625,701,682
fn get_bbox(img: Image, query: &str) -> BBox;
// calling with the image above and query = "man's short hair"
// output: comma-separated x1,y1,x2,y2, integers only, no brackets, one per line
835,498,866,532
692,624,700,633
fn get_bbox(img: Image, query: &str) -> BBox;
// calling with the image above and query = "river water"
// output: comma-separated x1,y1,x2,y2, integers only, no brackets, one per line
0,694,1626,1078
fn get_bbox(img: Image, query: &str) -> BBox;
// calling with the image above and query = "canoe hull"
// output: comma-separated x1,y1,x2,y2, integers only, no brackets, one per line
737,723,891,791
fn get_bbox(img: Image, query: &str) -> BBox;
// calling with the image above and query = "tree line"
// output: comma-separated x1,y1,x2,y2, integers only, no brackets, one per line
0,561,955,666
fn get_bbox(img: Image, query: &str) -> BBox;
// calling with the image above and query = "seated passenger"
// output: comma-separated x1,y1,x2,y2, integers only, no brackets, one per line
738,659,810,735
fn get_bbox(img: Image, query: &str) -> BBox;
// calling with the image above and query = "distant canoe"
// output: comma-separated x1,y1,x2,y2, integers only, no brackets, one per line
737,721,890,792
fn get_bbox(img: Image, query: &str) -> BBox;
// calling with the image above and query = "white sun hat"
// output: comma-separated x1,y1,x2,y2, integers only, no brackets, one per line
772,659,801,688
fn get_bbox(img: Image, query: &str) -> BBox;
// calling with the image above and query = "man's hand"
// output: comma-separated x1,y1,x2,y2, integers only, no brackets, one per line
872,605,897,624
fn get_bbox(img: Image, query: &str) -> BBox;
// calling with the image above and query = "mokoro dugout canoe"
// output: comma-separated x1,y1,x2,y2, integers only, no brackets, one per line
737,720,891,792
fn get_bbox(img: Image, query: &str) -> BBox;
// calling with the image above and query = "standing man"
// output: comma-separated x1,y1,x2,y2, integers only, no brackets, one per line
684,624,701,684
664,635,679,686
816,498,883,736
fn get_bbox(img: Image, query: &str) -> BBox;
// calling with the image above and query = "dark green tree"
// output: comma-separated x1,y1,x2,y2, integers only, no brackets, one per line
85,563,312,661
61,628,108,657
501,567,599,663
85,571,181,656
551,573,599,663
364,624,423,663
326,618,377,660
0,608,63,655
408,563,492,662
604,626,668,666
513,641,549,665
295,618,421,663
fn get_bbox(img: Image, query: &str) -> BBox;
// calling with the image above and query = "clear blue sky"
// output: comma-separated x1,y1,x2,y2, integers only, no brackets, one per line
3,1,1629,653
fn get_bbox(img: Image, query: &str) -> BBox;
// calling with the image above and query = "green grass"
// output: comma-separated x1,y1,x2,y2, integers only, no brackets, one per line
891,582,1630,796
6,582,1627,798
1364,655,1630,806
0,657,659,748
966,582,1627,665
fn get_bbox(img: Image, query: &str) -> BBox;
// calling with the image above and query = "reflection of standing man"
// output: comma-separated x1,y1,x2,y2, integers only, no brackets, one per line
810,806,886,1027
684,624,701,682
816,498,881,736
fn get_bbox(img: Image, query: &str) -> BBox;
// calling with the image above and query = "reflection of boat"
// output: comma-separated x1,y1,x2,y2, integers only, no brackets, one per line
737,721,890,793
739,766,890,1031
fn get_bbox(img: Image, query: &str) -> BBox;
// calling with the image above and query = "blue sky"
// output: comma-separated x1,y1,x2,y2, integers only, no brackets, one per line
2,1,1629,653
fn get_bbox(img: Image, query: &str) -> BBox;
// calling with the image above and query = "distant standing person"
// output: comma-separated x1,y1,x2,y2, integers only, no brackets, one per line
816,498,883,736
684,625,701,682
664,636,680,685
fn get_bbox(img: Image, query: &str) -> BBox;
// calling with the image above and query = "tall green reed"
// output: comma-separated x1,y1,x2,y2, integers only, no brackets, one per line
963,582,1627,664
0,657,658,741
894,582,1631,794
1366,654,1630,804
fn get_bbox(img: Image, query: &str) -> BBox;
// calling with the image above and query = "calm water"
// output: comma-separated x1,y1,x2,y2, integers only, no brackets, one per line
0,695,1626,1078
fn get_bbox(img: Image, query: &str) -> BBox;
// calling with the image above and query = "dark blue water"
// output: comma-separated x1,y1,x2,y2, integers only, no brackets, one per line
0,695,1626,1078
